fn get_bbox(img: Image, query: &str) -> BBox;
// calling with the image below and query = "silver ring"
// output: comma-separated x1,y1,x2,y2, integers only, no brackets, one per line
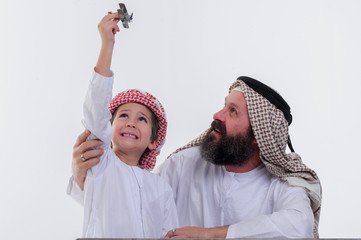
172,229,176,236
81,153,86,161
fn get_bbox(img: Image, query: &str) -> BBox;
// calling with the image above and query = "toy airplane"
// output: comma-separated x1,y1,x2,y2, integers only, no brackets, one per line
110,3,133,28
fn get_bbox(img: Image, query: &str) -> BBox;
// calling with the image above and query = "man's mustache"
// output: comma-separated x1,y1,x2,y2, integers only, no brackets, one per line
211,120,226,136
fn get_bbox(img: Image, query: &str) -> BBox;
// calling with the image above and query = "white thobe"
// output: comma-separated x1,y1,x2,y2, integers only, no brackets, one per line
69,71,178,238
68,72,314,238
157,147,314,238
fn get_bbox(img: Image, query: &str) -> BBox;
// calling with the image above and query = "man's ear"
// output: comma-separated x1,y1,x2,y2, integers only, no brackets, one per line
251,138,259,150
148,139,158,151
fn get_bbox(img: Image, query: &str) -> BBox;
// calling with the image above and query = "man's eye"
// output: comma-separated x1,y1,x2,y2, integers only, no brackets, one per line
230,108,237,114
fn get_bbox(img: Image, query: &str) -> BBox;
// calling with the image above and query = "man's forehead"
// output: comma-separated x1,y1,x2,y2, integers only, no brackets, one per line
225,90,246,105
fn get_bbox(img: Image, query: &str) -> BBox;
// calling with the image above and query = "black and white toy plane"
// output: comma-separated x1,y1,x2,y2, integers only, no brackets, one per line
116,3,133,28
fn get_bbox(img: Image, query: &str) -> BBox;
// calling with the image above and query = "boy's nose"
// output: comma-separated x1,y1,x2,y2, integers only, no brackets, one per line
126,119,136,128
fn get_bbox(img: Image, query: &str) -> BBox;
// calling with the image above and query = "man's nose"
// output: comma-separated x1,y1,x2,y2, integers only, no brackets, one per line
213,107,226,122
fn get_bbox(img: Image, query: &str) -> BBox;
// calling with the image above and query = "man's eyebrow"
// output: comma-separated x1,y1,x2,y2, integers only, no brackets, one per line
228,102,239,109
224,97,239,108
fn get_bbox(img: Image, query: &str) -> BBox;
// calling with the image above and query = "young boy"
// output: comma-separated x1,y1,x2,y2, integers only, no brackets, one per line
77,12,178,238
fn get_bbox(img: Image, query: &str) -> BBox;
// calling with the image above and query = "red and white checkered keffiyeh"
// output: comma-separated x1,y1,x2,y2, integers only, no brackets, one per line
109,89,167,171
168,80,322,238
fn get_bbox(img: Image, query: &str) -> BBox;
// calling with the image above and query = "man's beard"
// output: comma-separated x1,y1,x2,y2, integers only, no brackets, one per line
200,120,255,166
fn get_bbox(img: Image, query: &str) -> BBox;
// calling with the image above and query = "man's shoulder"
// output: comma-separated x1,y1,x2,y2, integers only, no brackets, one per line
157,146,205,176
167,146,204,166
170,146,201,159
265,170,309,198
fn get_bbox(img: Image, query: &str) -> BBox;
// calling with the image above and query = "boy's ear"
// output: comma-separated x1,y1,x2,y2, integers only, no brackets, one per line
147,139,158,151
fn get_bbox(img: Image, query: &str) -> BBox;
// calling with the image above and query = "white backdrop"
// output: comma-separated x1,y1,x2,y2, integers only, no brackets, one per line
1,0,361,239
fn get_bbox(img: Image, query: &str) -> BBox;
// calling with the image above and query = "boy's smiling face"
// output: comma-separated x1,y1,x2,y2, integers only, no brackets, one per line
111,103,157,161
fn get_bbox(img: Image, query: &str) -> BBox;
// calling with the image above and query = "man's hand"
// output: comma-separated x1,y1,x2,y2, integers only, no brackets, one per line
72,130,104,190
164,226,229,239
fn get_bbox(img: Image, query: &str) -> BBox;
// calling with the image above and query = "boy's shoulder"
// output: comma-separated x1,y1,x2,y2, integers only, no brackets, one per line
143,168,167,184
141,168,174,196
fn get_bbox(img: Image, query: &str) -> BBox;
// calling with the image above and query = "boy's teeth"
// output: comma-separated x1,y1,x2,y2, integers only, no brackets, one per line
123,133,137,139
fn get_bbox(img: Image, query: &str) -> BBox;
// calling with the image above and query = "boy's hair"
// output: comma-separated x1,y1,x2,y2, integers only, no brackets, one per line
108,89,167,171
110,105,159,142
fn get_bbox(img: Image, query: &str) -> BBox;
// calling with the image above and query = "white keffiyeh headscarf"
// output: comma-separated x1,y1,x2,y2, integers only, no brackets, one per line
168,78,322,238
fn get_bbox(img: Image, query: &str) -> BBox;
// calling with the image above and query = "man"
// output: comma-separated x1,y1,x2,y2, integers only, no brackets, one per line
68,76,322,238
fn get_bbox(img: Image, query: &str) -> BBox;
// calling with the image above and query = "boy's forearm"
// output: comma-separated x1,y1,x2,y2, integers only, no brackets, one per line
95,43,114,77
94,12,120,77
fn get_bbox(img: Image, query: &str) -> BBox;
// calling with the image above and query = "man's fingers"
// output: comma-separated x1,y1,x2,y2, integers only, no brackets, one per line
165,229,183,239
165,230,173,238
81,148,104,161
165,226,211,239
171,236,187,239
83,157,100,169
72,130,103,163
79,138,103,153
74,130,91,149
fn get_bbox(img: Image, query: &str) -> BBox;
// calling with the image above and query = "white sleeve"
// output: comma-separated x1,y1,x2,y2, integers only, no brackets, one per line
66,176,85,205
83,71,113,144
156,153,183,201
82,71,114,176
226,186,314,238
161,184,179,236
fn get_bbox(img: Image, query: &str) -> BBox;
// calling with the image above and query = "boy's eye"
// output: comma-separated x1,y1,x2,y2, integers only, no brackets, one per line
119,113,128,118
138,116,147,123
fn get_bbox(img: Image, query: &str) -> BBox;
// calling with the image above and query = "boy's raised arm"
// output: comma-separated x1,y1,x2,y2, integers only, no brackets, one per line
95,12,120,77
68,13,121,191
